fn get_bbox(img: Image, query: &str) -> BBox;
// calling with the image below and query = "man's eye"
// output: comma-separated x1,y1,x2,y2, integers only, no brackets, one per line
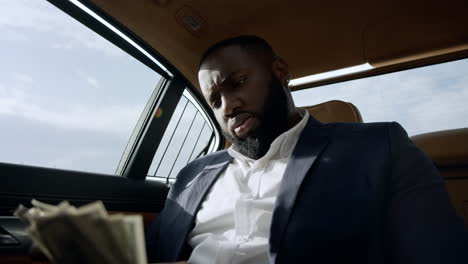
234,76,247,87
211,99,221,108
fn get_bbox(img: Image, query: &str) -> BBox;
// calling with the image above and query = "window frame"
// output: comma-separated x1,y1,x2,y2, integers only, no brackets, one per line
146,88,223,183
290,52,468,92
43,0,224,180
291,56,468,137
47,0,172,79
182,89,223,156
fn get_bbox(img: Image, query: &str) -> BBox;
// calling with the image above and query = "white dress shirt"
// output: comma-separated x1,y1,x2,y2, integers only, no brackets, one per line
187,110,309,264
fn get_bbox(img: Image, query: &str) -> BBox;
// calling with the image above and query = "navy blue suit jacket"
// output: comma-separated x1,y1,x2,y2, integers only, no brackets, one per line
146,118,468,263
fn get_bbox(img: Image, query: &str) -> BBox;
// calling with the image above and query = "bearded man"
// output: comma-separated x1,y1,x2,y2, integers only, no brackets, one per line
146,36,468,264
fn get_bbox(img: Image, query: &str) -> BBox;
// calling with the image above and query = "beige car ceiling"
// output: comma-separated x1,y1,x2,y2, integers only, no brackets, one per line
90,0,468,91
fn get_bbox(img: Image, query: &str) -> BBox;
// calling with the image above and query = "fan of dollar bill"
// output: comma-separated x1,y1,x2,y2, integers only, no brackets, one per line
14,199,147,264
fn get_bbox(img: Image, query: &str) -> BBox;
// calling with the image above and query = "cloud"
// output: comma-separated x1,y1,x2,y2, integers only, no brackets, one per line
0,84,22,115
43,149,115,173
0,72,144,137
21,103,143,136
0,0,124,57
1,30,28,42
51,28,125,57
10,72,33,84
76,70,100,89
0,1,61,31
86,77,99,89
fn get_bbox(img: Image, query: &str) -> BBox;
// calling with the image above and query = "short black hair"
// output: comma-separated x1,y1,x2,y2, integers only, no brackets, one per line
199,35,276,68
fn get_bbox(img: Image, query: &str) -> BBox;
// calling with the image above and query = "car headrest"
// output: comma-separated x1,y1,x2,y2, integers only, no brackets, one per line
302,100,363,123
411,128,468,167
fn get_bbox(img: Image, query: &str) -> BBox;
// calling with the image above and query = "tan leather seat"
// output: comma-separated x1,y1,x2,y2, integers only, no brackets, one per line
302,100,363,123
411,128,468,229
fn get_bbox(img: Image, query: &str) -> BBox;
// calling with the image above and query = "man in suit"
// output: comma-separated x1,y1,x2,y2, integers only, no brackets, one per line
146,36,468,263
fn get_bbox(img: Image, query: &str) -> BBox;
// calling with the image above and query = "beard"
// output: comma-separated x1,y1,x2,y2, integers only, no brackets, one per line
223,75,290,160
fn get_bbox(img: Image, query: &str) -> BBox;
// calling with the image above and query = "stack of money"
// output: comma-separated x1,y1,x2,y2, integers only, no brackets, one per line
14,200,147,264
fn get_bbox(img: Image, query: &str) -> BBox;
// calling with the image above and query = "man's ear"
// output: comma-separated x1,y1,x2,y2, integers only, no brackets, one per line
271,57,290,85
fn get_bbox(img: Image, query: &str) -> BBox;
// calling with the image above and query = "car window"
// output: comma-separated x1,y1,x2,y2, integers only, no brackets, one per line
148,90,216,181
292,58,468,136
0,0,162,174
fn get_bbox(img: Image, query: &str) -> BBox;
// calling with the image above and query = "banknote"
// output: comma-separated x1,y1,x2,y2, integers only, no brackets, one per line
15,200,147,264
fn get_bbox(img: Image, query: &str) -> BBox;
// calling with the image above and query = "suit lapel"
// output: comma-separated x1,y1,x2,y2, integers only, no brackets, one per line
185,159,232,217
269,118,330,260
173,154,233,259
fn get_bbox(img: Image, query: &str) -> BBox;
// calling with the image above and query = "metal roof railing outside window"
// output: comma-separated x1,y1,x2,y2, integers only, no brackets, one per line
147,91,215,183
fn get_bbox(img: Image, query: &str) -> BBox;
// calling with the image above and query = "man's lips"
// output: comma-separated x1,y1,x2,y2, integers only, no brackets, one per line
234,117,258,138
229,112,259,138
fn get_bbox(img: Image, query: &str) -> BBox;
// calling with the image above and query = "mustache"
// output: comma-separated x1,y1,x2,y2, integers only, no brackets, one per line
226,110,262,120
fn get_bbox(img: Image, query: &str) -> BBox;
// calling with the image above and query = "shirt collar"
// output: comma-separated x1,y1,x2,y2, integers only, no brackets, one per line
228,109,309,165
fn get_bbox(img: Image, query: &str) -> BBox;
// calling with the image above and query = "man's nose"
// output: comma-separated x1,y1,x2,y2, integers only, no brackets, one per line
221,95,242,119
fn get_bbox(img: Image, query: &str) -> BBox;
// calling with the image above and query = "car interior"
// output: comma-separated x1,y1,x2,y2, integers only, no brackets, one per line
1,0,467,263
